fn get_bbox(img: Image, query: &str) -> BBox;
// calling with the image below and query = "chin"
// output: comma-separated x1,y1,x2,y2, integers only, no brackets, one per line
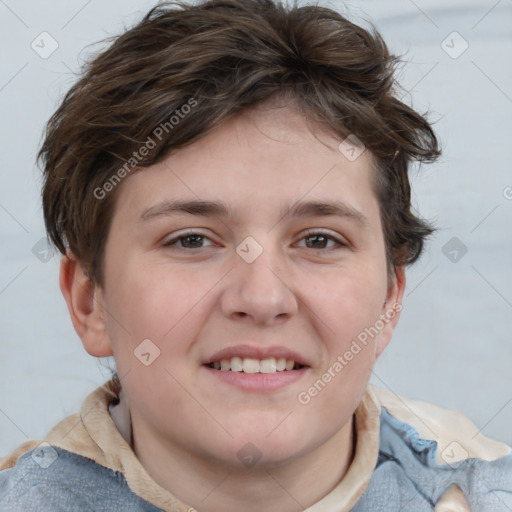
220,432,310,470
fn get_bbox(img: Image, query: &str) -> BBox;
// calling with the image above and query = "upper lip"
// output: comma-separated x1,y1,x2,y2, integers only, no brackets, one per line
204,344,310,367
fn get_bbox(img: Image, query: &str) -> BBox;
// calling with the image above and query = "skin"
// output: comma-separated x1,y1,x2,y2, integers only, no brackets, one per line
60,101,405,512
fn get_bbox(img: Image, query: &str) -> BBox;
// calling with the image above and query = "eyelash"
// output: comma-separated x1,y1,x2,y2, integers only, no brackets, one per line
162,229,347,251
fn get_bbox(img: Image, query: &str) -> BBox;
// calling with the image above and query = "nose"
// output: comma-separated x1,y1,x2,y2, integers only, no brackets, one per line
219,244,299,326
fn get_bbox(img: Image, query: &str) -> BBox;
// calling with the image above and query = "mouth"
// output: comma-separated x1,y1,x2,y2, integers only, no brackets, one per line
202,345,310,391
204,357,306,374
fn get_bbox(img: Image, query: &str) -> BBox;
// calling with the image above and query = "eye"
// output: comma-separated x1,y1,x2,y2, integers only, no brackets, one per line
162,230,216,250
296,230,346,250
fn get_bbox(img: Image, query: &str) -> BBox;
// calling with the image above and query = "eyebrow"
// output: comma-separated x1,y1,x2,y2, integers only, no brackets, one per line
139,199,369,227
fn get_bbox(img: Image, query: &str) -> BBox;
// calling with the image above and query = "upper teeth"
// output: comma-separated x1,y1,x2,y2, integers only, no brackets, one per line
211,357,297,373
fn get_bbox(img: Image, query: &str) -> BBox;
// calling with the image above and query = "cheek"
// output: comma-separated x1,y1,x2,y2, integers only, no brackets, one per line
302,268,387,399
102,262,219,371
101,267,210,414
105,263,192,334
311,269,387,343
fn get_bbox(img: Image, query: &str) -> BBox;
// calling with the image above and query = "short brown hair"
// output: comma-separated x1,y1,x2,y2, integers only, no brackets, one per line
39,0,441,286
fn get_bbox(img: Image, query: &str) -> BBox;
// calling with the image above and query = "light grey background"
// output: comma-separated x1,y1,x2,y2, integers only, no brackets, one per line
0,0,511,455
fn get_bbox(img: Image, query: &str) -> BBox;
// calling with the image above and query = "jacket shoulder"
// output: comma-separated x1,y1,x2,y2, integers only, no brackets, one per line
364,385,512,510
368,385,511,463
0,445,163,512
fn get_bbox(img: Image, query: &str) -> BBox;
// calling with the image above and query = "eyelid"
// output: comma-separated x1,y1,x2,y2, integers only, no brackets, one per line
297,228,348,247
162,229,217,248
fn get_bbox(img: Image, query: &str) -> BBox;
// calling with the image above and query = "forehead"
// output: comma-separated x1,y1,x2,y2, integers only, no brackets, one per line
112,104,380,227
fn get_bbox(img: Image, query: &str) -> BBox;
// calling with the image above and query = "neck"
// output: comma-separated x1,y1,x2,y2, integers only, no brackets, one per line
130,411,355,512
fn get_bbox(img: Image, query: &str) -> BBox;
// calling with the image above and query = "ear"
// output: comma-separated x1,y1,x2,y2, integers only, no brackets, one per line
375,266,405,358
59,252,113,358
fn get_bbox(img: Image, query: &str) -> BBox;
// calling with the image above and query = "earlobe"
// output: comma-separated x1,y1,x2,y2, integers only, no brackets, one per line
375,266,406,358
59,252,113,358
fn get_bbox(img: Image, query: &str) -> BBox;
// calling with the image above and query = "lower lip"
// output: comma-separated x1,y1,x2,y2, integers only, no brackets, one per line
202,365,309,392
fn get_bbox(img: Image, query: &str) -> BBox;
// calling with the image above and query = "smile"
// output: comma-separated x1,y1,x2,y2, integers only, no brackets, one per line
205,357,305,373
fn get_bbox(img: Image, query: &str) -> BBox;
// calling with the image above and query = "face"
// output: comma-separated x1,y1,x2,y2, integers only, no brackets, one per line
88,103,403,470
